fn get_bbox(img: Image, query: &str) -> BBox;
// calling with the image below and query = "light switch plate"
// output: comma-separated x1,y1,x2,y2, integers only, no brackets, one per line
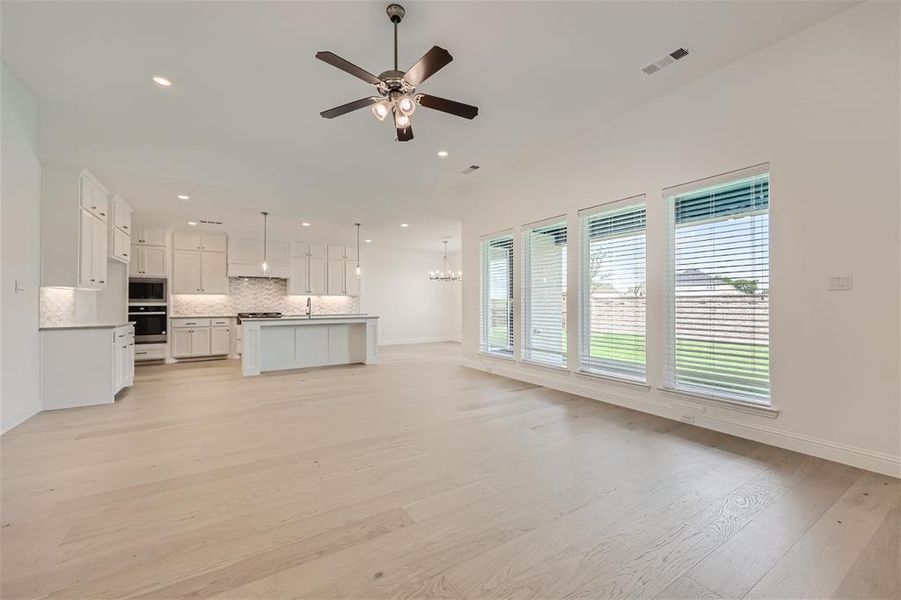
828,274,853,291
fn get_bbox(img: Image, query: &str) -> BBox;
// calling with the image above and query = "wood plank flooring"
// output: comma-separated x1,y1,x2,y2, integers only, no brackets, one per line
1,342,898,599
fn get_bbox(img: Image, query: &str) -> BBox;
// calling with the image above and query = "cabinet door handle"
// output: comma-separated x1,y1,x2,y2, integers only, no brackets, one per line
124,253,128,257
100,212,106,217
99,280,105,284
123,225,128,230
89,278,96,282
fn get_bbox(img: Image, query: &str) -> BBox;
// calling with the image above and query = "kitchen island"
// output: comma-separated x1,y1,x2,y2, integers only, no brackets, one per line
241,315,379,376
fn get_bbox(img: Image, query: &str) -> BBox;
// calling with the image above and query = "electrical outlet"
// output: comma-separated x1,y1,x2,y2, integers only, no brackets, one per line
828,274,853,291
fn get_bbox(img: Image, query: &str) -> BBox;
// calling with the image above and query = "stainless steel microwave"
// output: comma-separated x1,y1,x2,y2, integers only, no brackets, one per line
128,278,166,302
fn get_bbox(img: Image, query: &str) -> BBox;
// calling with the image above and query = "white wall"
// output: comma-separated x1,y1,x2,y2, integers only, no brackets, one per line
362,246,462,345
1,64,42,433
460,2,900,475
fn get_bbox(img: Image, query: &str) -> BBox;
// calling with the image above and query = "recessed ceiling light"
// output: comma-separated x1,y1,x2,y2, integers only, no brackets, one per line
301,222,311,227
187,221,197,226
364,239,372,243
400,223,409,228
177,194,190,201
437,150,449,158
152,76,172,87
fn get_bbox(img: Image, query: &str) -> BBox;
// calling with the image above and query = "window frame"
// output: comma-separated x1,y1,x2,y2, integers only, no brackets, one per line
577,195,648,383
663,163,772,407
479,231,515,358
521,215,568,369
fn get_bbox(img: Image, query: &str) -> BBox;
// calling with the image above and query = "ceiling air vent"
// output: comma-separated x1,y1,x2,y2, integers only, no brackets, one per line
199,219,223,225
462,165,480,175
642,47,689,75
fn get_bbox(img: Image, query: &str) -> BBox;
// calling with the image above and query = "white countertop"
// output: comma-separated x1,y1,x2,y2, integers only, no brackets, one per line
40,322,133,331
242,314,378,322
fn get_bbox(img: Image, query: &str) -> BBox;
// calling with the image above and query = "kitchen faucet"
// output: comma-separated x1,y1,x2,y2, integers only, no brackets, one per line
307,296,312,319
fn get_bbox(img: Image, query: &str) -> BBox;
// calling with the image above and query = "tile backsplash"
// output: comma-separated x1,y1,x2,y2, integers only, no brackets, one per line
40,287,98,327
171,277,360,316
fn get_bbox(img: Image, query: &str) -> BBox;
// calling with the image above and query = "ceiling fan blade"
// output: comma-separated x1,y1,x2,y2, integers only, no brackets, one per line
319,97,380,119
403,46,453,86
315,51,381,85
396,124,414,142
418,94,479,120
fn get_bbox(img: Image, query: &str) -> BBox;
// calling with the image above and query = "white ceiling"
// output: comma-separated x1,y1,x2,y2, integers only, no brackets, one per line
1,0,853,250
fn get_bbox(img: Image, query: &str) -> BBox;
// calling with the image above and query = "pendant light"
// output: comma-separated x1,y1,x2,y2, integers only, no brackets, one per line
429,240,461,281
354,223,362,276
260,211,269,275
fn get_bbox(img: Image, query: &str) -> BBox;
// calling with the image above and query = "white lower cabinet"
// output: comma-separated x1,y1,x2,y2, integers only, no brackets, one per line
170,318,230,358
41,324,133,411
113,326,135,393
211,326,230,355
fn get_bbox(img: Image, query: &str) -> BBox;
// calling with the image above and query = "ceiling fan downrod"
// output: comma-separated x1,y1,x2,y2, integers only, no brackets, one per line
387,4,405,71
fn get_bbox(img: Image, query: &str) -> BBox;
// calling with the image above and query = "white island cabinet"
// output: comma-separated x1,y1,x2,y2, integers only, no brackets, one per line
241,315,378,376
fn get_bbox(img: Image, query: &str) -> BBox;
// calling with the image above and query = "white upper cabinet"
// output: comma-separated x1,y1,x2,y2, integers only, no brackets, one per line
135,227,168,247
112,229,130,263
327,259,345,295
308,243,327,259
287,253,310,295
172,250,202,294
174,232,227,252
130,244,168,277
288,242,359,296
172,236,228,294
79,171,109,222
109,195,132,264
111,195,132,235
309,257,328,295
42,165,111,289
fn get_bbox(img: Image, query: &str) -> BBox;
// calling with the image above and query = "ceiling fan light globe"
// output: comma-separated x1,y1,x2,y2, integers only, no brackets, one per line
371,101,390,121
398,96,417,116
395,113,411,128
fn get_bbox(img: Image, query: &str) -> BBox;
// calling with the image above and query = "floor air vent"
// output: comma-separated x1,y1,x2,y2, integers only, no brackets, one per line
462,165,481,175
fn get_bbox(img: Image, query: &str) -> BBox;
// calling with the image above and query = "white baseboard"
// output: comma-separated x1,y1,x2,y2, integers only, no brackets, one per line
461,357,900,478
379,338,461,347
0,406,40,436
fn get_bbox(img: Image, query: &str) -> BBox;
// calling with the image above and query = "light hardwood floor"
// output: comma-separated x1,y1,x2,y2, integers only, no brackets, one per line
1,343,898,599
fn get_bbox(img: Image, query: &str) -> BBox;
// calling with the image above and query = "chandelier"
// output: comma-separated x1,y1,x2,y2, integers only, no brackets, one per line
429,240,461,281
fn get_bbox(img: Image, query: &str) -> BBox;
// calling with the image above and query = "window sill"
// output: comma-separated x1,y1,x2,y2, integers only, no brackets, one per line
478,351,515,362
658,386,779,419
520,358,570,373
576,369,651,390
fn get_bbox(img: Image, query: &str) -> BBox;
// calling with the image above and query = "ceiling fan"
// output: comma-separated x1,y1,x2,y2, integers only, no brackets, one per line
315,3,478,142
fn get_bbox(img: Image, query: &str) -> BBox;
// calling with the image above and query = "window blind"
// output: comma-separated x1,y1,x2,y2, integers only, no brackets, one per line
480,234,514,356
579,201,647,381
522,220,567,367
666,172,770,403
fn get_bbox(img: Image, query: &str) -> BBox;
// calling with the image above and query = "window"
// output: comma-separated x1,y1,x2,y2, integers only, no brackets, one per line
522,219,567,367
665,168,770,404
579,198,647,381
480,233,514,356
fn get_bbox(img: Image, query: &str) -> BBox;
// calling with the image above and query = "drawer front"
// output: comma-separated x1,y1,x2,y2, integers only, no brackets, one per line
211,318,231,326
171,317,211,328
134,346,166,361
